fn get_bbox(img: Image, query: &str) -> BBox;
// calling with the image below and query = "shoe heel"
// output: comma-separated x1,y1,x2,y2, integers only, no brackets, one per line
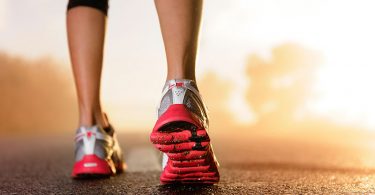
71,154,114,178
153,104,201,132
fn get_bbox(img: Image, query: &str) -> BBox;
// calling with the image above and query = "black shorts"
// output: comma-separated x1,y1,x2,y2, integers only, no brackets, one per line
67,0,109,15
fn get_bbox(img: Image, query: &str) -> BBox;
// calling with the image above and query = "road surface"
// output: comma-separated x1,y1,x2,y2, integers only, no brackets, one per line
1,129,375,194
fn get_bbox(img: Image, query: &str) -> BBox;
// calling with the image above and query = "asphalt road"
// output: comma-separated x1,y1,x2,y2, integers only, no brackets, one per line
1,129,375,194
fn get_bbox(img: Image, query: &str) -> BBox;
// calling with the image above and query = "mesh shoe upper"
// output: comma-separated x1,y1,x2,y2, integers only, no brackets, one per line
157,79,209,130
74,125,122,163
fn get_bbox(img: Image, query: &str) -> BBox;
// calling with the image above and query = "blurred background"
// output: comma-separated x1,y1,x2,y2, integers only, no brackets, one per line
3,2,375,193
1,0,375,136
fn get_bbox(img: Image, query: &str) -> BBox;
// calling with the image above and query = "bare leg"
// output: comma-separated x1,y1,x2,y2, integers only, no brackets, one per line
154,0,203,81
67,7,108,127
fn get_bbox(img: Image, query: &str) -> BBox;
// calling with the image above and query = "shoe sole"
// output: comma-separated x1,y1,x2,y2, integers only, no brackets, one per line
150,104,220,184
71,154,125,179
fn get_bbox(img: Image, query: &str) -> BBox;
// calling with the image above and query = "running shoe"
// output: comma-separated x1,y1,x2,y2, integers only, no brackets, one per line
150,79,220,184
72,124,126,178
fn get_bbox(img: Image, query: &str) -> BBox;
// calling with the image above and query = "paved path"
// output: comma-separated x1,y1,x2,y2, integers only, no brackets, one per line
1,130,375,194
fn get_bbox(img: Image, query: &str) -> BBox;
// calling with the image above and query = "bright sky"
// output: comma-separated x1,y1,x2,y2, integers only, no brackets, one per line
0,1,5,31
1,0,375,130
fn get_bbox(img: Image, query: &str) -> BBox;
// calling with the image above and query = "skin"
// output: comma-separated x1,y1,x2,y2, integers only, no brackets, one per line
155,0,203,81
67,7,108,127
66,0,203,127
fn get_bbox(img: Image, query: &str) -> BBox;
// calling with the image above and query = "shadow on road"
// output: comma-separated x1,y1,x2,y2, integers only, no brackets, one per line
157,184,221,195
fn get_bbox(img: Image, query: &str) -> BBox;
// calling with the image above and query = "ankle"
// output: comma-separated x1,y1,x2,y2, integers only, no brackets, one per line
78,107,109,128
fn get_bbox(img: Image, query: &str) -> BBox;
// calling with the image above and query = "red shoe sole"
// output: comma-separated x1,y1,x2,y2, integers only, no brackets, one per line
71,154,125,178
151,104,220,184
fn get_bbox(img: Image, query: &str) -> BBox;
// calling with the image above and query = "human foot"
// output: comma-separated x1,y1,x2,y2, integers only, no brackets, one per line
72,124,126,178
150,79,220,184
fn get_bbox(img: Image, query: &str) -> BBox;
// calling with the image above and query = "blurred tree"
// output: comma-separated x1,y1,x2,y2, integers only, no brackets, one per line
245,43,322,127
0,52,77,134
199,72,234,130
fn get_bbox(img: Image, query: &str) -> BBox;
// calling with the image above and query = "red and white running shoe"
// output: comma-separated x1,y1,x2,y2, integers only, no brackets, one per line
150,79,220,184
72,124,126,178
